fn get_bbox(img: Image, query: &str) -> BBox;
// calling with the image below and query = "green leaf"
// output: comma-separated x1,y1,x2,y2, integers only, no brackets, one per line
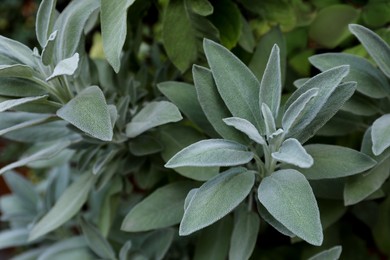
42,30,58,66
0,229,30,250
349,24,390,78
261,103,276,136
282,88,318,131
140,229,174,260
372,114,390,156
309,5,359,48
310,53,389,98
258,169,323,246
344,159,390,206
180,167,255,235
190,0,213,16
308,246,342,260
29,174,95,241
101,0,135,73
129,135,162,156
126,101,182,138
36,0,57,47
259,44,281,118
272,138,313,168
157,81,217,136
0,64,34,78
165,139,253,168
0,35,36,68
373,197,390,255
0,78,46,97
223,117,265,145
238,15,255,53
229,211,260,260
257,201,295,237
46,53,79,81
298,144,376,180
193,65,245,143
119,241,132,260
80,217,116,260
204,39,263,132
209,0,241,49
57,86,113,141
0,96,48,113
121,181,195,232
36,236,90,260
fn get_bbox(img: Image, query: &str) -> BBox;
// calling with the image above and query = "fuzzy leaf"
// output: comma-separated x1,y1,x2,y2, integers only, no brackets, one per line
180,167,254,235
0,64,33,78
372,114,390,156
257,201,295,237
258,169,323,245
0,229,30,250
204,39,263,132
121,181,195,232
0,35,36,67
42,30,58,66
308,246,342,260
165,139,253,168
46,53,79,81
272,138,313,168
298,144,376,180
57,86,113,141
126,101,182,138
36,0,57,47
29,174,95,241
223,117,265,145
349,24,390,78
261,103,276,136
0,96,48,112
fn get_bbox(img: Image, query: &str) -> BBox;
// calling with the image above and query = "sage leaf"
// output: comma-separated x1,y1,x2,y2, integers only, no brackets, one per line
258,169,323,245
372,114,390,156
238,15,255,52
140,229,174,260
0,229,30,250
0,112,52,137
308,245,342,260
0,78,46,97
165,139,254,168
0,35,36,67
80,217,116,260
193,65,245,143
46,53,79,81
101,0,135,73
349,24,390,78
129,135,162,156
0,95,48,112
223,117,265,145
229,211,260,260
29,173,95,241
126,101,182,138
189,0,213,16
36,0,57,47
119,241,132,260
204,39,263,132
261,103,276,136
121,181,195,232
282,88,319,131
57,86,113,141
259,44,281,117
36,236,90,260
42,30,57,66
0,64,33,78
272,138,313,168
184,188,198,211
298,144,376,180
180,167,255,235
257,201,295,237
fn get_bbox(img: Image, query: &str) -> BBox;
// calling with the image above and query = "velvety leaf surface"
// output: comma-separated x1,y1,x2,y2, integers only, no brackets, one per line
272,138,313,168
223,117,265,145
372,114,390,156
0,35,36,68
0,229,29,250
0,64,33,78
42,31,57,66
165,139,253,168
57,86,113,141
180,167,255,235
0,96,48,113
36,0,57,47
308,246,342,260
258,169,323,245
257,201,295,237
46,53,79,81
261,103,276,136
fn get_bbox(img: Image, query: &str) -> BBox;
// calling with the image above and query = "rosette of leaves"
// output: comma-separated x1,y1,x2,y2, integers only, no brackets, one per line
153,38,377,258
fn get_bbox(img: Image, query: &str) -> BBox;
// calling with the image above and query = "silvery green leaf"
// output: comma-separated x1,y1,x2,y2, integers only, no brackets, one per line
108,104,118,128
259,44,281,118
261,103,276,136
165,139,253,168
42,30,58,66
119,241,132,260
160,125,219,181
46,53,79,81
57,86,113,141
11,247,46,260
203,39,263,132
29,174,95,241
0,229,30,250
121,181,195,232
272,138,313,168
0,95,48,113
258,169,323,246
80,217,116,260
0,64,34,78
0,35,36,67
140,229,174,260
349,24,390,78
223,117,265,145
184,188,198,211
193,65,245,143
92,149,116,175
101,0,135,73
298,144,376,180
310,53,389,98
190,0,213,16
308,246,342,260
238,15,255,52
344,159,390,206
129,135,163,156
0,78,46,97
36,236,90,260
180,167,255,235
257,201,295,237
372,114,390,156
0,112,52,137
229,211,260,260
36,0,57,47
158,81,217,136
0,140,70,175
126,101,182,138
341,95,380,116
282,88,318,131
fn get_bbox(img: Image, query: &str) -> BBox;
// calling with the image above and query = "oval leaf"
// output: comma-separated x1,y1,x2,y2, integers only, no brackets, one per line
272,138,313,168
308,245,342,260
223,117,265,145
180,167,255,235
46,53,79,81
372,114,390,156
